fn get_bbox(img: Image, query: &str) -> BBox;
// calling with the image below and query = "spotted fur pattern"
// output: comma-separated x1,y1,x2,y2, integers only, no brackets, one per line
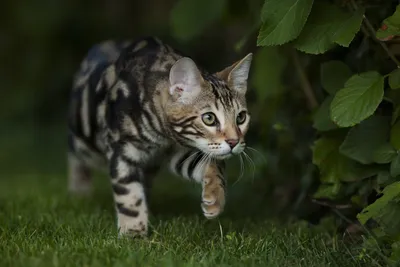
68,37,252,237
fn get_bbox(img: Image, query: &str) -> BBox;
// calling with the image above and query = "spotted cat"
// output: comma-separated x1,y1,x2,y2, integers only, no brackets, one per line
67,37,252,237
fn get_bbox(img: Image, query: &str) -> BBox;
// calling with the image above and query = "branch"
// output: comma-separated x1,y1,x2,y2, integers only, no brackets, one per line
350,0,400,68
311,198,353,210
234,20,261,52
291,49,319,110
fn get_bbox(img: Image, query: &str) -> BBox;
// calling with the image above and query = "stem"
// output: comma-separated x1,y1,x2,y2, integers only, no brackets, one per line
383,96,394,104
363,15,400,67
234,20,261,52
291,49,319,110
311,199,352,210
350,0,400,68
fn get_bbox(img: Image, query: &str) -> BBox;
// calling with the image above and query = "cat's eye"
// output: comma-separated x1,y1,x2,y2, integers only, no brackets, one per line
202,112,217,126
236,111,247,125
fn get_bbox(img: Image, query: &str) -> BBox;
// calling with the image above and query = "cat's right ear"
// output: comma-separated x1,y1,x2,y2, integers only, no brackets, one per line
215,53,252,95
169,57,204,104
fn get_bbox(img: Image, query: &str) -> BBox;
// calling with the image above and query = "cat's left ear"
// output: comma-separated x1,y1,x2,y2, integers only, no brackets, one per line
215,53,253,94
169,57,204,104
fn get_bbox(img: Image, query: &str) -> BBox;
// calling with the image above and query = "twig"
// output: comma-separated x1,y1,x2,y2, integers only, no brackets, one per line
350,0,400,68
311,198,352,209
234,20,261,52
291,49,319,110
363,15,400,67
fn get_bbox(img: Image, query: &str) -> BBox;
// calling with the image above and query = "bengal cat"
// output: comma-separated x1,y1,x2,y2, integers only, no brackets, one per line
67,37,252,237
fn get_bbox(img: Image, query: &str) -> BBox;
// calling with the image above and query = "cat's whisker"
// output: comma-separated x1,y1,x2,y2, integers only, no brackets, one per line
242,151,256,183
246,146,267,164
202,153,212,178
196,152,210,179
232,154,245,187
203,153,212,172
239,154,244,180
195,154,206,179
180,151,200,167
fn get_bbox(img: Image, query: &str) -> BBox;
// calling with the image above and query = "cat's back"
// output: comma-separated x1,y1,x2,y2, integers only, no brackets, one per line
113,37,183,93
68,37,180,132
68,37,184,155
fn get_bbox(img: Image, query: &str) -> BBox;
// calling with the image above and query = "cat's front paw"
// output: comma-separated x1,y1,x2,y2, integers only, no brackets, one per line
119,228,148,239
201,176,226,219
117,215,148,238
118,226,148,239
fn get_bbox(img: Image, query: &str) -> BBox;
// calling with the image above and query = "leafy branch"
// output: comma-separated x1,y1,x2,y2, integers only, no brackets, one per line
349,0,400,68
170,0,400,260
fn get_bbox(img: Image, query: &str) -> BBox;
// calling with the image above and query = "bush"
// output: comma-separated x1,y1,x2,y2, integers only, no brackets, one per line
170,0,400,262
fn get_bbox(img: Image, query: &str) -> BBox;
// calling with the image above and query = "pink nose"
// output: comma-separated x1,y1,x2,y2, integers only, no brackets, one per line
226,139,239,148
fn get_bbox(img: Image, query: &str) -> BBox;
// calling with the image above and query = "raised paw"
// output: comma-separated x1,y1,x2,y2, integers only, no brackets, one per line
201,177,225,219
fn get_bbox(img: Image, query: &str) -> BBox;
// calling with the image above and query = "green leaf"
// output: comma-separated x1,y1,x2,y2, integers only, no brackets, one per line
376,5,400,40
391,154,400,177
373,143,397,164
357,181,400,224
390,242,400,262
250,46,287,100
379,201,400,236
294,2,363,54
320,61,352,94
313,137,379,183
313,138,343,183
392,105,400,125
257,0,314,46
391,121,400,150
333,8,365,47
377,171,393,186
293,2,337,54
170,0,226,41
389,69,400,90
313,183,341,199
339,116,391,164
312,96,337,131
330,71,385,127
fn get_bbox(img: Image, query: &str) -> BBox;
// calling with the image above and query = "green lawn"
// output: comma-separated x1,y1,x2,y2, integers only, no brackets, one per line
0,124,386,266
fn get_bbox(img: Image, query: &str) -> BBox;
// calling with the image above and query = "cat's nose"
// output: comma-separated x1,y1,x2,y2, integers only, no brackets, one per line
225,139,239,148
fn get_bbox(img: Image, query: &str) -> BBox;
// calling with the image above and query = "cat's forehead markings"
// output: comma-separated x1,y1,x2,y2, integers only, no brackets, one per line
200,104,211,110
232,99,240,111
205,79,232,110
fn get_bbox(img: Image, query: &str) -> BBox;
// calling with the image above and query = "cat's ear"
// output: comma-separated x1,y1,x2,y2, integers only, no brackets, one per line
169,57,204,103
215,53,252,94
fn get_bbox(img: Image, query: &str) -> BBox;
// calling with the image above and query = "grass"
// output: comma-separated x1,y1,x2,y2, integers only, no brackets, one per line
0,123,385,266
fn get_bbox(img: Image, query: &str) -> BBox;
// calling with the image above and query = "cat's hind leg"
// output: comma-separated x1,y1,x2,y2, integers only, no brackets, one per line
68,153,93,195
67,134,93,195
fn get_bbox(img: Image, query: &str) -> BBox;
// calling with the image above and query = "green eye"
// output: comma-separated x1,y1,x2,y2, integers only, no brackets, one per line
202,112,217,126
236,111,247,125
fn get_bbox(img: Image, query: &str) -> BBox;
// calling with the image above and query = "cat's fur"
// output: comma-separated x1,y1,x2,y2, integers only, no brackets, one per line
67,37,252,237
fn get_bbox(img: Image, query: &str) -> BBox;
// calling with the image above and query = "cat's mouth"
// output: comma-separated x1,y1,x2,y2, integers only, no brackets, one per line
208,148,245,160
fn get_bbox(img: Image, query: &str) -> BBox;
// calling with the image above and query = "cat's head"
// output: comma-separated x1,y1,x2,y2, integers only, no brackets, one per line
165,54,252,159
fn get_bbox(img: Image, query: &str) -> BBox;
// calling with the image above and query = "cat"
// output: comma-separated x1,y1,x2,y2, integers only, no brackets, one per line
67,37,252,237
